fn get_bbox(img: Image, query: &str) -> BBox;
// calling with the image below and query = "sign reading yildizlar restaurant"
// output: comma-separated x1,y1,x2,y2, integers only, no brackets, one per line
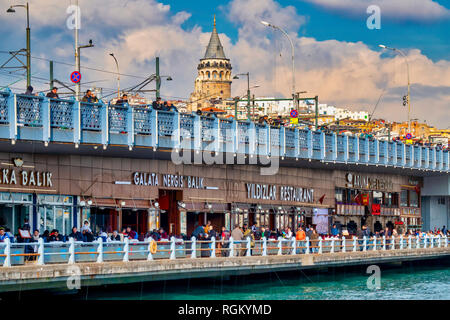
246,183,314,203
133,172,205,189
345,173,393,191
0,159,53,187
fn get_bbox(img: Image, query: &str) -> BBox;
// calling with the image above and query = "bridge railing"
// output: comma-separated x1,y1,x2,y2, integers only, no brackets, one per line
0,235,447,267
0,89,448,172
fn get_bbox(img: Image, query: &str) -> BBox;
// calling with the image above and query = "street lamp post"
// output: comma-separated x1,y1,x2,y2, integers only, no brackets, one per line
234,73,251,120
261,20,296,112
76,40,94,100
379,44,412,134
7,2,30,87
109,53,120,98
73,0,94,100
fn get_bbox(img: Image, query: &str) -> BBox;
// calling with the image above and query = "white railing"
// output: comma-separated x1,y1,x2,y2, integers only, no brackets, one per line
0,235,448,267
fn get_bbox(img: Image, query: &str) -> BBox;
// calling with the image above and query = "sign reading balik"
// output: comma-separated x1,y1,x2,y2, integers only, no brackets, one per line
0,168,53,187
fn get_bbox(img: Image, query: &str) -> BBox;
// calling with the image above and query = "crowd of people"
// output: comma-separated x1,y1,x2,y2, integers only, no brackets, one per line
1,218,448,255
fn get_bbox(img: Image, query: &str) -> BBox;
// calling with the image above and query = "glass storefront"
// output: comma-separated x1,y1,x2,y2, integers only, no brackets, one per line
0,192,33,234
37,194,74,235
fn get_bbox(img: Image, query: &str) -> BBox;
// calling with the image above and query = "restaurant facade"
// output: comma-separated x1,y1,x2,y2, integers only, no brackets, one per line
0,150,423,237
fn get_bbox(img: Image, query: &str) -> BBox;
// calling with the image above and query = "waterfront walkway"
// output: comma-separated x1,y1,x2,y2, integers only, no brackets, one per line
0,236,448,292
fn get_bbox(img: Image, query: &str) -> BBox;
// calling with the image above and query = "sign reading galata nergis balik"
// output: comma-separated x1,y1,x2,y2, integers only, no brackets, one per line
133,172,205,189
246,183,315,203
0,168,53,187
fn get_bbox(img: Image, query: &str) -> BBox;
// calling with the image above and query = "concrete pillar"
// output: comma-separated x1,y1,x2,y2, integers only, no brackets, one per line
96,237,103,263
229,236,234,257
305,236,310,254
342,236,346,253
170,236,176,260
123,237,129,262
343,135,349,163
151,109,159,149
7,90,17,141
318,237,323,254
3,238,11,267
73,99,81,146
262,237,267,256
277,237,282,255
126,104,135,149
353,236,357,252
291,238,296,255
246,237,251,257
41,96,50,144
191,236,197,259
363,236,367,252
37,238,44,265
101,101,109,147
373,236,377,251
383,236,386,251
68,237,75,264
211,236,216,258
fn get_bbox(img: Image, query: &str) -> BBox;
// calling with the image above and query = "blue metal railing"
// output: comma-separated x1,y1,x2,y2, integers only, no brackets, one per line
0,89,448,172
0,235,448,267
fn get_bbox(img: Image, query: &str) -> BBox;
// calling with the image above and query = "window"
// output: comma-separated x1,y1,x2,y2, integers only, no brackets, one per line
438,197,446,205
373,191,383,205
400,190,408,207
410,191,419,208
335,188,344,203
383,193,392,207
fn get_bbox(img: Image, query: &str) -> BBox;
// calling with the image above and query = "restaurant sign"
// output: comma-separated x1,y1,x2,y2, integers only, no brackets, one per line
133,172,205,190
246,183,314,203
0,168,53,187
345,173,393,191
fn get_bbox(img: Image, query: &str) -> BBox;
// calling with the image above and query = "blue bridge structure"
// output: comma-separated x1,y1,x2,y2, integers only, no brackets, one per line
0,89,448,173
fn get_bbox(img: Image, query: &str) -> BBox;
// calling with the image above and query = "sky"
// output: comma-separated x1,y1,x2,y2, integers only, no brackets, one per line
0,0,449,128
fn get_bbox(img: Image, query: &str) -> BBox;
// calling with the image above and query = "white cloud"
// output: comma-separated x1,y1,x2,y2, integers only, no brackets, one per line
0,0,449,128
301,0,450,22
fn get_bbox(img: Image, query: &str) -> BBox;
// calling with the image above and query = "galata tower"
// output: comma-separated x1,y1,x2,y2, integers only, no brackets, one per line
190,16,232,111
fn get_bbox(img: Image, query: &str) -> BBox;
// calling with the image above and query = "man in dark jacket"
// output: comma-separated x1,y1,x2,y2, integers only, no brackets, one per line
69,227,83,241
48,229,64,242
115,94,128,105
24,86,35,96
152,97,162,110
192,225,206,239
81,90,98,103
46,87,59,99
126,226,137,240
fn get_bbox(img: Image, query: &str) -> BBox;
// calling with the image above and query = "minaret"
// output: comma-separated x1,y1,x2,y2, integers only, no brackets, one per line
190,16,232,111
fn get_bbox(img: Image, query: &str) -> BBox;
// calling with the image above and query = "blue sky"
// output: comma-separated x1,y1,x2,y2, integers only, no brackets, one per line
167,0,450,61
0,0,449,127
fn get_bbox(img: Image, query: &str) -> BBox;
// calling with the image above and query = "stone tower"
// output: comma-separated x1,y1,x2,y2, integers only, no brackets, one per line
190,16,232,111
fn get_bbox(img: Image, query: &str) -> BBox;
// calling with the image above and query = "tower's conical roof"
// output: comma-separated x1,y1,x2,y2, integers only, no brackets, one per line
203,16,227,59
